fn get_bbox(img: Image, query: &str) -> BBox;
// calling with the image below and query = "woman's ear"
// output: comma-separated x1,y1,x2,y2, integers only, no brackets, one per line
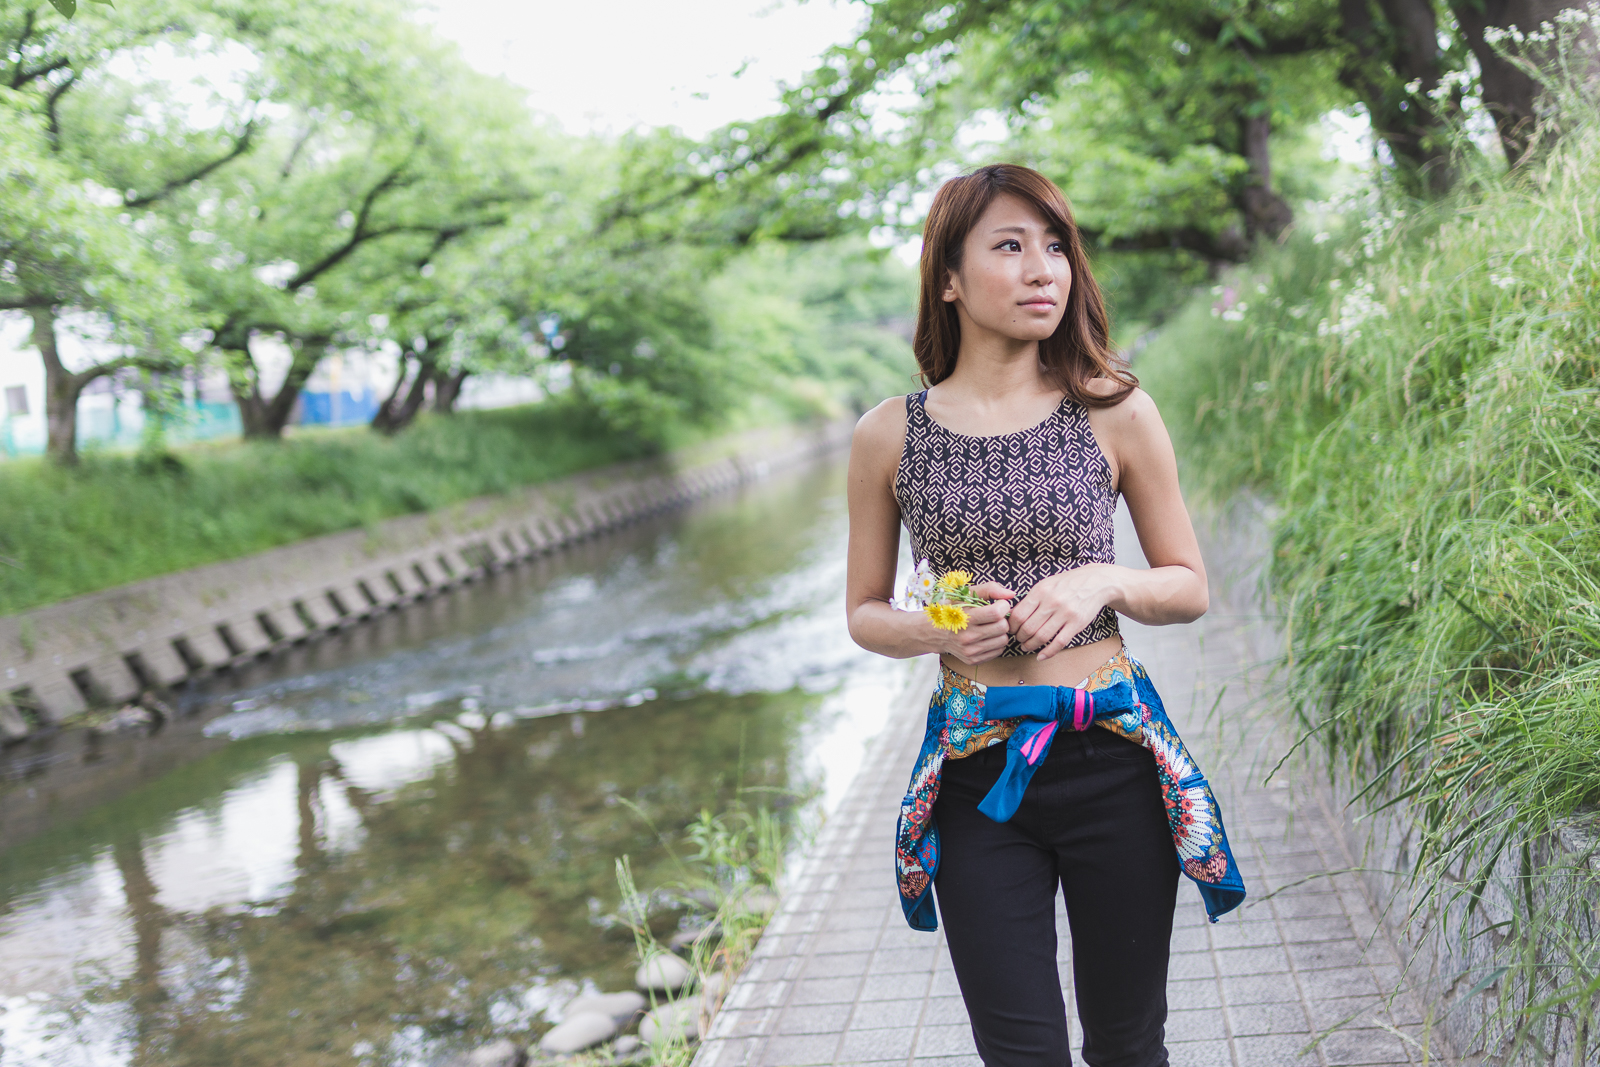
941,269,960,304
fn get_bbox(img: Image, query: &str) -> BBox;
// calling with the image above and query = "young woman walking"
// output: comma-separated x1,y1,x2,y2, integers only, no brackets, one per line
845,164,1245,1067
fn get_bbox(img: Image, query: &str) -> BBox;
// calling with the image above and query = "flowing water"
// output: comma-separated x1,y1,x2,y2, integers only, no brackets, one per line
0,454,912,1067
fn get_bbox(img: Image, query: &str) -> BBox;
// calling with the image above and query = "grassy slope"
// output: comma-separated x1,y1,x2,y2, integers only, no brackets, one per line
0,401,658,615
1139,111,1600,1039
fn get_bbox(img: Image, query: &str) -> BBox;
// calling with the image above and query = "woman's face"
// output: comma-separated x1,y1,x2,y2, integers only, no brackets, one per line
942,192,1071,343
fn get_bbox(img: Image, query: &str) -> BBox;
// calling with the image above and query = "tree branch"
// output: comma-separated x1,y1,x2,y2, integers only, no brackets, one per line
44,68,76,151
283,158,415,291
124,118,261,207
10,52,67,90
1085,224,1253,263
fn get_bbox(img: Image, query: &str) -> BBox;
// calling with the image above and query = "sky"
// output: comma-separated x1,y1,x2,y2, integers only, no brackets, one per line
423,0,868,139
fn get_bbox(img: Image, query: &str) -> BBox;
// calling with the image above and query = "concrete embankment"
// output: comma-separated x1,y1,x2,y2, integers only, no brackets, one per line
0,418,852,740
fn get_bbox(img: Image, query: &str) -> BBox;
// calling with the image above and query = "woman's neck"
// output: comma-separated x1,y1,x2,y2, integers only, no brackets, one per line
938,333,1055,407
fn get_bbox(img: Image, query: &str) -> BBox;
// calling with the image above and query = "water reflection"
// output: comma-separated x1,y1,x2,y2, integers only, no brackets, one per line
0,456,911,1066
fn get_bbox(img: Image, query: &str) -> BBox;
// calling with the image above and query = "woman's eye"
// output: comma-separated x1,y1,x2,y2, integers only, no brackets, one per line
998,239,1021,251
1048,241,1064,253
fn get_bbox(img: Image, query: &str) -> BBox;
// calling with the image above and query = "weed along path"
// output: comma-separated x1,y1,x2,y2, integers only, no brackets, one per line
0,454,923,1066
695,506,1455,1067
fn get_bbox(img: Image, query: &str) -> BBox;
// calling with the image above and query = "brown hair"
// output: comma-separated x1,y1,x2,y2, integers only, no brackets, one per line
913,163,1135,408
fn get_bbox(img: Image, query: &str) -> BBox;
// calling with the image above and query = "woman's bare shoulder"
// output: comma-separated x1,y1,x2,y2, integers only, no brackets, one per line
852,394,910,463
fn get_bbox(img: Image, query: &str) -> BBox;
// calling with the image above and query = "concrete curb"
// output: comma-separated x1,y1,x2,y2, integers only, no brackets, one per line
0,418,853,736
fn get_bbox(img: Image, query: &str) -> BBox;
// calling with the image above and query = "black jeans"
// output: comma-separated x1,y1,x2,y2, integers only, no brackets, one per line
933,727,1180,1067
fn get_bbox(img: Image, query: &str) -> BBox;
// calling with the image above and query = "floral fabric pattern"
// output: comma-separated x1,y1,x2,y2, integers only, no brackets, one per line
896,650,1246,931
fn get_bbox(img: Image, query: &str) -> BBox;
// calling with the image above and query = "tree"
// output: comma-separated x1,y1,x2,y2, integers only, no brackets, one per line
133,6,542,439
0,94,193,462
0,0,278,462
737,0,1588,275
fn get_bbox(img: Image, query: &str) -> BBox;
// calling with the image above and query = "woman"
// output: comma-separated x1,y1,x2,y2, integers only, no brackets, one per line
845,164,1245,1067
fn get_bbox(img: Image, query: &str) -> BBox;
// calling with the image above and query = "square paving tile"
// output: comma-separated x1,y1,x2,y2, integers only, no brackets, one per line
1221,972,1304,1006
836,1026,917,1063
800,951,872,980
1166,978,1225,1011
757,1033,837,1067
775,1003,854,1035
1228,1000,1311,1037
1162,1038,1236,1067
921,996,969,1027
1165,1007,1229,1044
1233,1032,1320,1066
913,1023,976,1058
857,973,924,1002
790,976,864,1006
847,997,925,1030
868,947,942,974
1212,945,1291,976
1319,1027,1414,1066
1288,938,1371,971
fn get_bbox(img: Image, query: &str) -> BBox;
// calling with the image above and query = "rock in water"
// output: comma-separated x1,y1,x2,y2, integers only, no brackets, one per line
669,920,719,950
638,1000,700,1044
446,1038,525,1067
613,1035,642,1055
564,990,646,1026
634,952,692,993
537,1011,617,1055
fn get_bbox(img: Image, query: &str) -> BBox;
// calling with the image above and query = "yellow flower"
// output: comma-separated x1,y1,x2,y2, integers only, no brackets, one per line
926,603,969,632
938,570,974,592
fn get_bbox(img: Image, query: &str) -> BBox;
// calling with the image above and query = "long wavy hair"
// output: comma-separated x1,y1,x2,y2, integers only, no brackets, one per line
913,164,1136,407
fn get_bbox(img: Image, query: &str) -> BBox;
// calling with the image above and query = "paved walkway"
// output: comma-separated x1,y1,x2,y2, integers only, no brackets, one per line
696,512,1452,1067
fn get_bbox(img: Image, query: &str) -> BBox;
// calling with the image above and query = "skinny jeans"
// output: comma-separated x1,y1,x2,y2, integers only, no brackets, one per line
932,726,1180,1067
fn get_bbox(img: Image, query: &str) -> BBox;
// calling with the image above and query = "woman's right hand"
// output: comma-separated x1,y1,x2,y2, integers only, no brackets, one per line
938,581,1014,665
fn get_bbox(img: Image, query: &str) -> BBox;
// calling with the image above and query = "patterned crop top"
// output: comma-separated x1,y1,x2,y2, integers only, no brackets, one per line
893,390,1120,658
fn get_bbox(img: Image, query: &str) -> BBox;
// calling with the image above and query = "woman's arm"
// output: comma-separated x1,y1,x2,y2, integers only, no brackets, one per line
1008,387,1209,661
845,398,1014,663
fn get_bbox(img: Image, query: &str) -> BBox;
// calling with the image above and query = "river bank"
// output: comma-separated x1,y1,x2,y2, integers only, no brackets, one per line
0,417,851,740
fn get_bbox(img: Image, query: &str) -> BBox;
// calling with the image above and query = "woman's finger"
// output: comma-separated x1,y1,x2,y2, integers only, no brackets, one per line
1035,624,1079,661
970,581,1016,601
1015,607,1060,650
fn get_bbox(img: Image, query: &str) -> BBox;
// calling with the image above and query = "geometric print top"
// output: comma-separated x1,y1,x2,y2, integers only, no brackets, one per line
893,390,1121,657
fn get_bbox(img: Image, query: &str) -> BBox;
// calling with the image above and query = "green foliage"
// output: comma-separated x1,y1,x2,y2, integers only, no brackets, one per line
0,90,191,350
707,239,919,417
0,400,651,614
614,799,795,1067
1140,100,1600,1051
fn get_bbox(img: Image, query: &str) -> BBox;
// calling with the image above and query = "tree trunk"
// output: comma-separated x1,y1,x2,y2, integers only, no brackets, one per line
226,333,329,439
370,351,435,433
1238,113,1294,241
1450,0,1598,166
1339,0,1456,194
31,306,85,465
433,368,469,414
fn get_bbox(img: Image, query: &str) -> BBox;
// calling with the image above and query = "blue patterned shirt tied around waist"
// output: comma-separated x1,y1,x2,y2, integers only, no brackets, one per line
895,650,1246,932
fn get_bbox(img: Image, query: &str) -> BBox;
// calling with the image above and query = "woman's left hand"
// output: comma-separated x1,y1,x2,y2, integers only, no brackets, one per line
1007,564,1119,661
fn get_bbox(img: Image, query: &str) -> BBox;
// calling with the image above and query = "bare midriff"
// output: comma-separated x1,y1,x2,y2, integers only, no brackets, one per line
940,632,1125,689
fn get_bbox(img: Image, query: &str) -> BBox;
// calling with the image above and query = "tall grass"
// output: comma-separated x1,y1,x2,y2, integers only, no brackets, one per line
1139,77,1600,1057
0,401,656,615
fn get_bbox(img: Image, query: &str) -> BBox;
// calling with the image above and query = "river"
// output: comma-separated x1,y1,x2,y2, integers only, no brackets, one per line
0,454,913,1067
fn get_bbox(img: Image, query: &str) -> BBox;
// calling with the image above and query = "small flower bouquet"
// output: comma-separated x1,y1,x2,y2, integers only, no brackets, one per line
895,559,991,632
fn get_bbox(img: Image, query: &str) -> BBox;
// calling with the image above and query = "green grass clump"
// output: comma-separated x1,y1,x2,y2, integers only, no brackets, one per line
1140,94,1600,1051
0,401,655,615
